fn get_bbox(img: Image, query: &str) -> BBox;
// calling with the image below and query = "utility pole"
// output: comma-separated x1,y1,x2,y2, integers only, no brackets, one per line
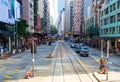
31,37,35,77
101,40,103,58
106,40,110,80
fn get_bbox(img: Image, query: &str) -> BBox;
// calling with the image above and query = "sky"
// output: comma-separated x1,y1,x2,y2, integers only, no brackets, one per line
58,0,65,13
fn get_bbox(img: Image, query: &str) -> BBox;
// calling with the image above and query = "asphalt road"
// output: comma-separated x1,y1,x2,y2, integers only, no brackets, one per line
0,43,55,82
0,41,99,82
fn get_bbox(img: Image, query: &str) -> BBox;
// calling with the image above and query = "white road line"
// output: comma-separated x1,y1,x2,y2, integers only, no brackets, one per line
52,41,58,57
89,52,98,62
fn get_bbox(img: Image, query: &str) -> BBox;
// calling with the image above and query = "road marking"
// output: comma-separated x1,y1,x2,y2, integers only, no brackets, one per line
0,65,7,69
6,61,14,64
89,52,99,63
52,41,58,57
8,72,18,75
77,58,91,73
3,80,10,82
14,68,22,73
64,41,92,73
4,75,12,79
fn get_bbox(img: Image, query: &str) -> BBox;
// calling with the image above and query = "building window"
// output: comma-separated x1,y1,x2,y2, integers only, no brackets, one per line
110,5,112,12
113,3,116,11
110,15,115,23
119,26,120,33
110,27,115,34
107,17,109,24
114,15,116,23
104,18,107,25
117,13,120,22
117,26,120,33
106,28,108,34
104,28,107,34
101,29,104,35
117,0,120,9
106,7,109,14
101,10,104,17
101,20,103,26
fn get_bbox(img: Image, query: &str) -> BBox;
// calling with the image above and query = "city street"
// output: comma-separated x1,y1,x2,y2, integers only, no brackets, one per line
0,41,98,82
1,0,120,82
1,41,120,82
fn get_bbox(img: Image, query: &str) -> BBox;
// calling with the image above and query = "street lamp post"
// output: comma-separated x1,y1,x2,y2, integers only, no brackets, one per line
31,29,35,77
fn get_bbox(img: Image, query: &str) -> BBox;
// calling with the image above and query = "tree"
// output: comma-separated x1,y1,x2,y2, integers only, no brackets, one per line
17,18,29,39
50,25,58,34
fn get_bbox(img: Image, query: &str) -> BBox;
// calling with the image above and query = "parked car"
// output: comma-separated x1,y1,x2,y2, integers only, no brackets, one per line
70,43,76,48
80,47,89,57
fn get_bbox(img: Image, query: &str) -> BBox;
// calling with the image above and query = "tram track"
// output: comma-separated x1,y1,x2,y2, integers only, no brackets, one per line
52,41,65,82
62,41,96,82
52,41,97,82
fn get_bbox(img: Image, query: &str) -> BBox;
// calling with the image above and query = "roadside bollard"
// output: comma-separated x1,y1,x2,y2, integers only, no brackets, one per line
47,52,53,58
103,66,107,74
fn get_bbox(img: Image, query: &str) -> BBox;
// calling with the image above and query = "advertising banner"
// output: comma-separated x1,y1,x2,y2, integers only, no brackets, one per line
0,0,21,24
0,0,15,24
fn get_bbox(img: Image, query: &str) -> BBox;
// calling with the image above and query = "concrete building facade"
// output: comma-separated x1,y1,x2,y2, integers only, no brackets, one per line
22,0,34,33
100,0,120,52
64,0,73,36
50,0,58,27
73,0,81,36
43,0,50,34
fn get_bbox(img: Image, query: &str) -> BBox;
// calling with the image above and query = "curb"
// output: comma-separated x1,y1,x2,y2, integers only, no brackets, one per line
93,73,101,82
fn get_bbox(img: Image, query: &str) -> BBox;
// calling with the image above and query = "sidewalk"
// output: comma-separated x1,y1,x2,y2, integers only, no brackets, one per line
93,71,120,82
90,48,120,82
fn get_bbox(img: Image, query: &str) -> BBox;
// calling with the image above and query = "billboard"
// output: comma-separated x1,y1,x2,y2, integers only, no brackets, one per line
15,0,20,19
0,0,21,24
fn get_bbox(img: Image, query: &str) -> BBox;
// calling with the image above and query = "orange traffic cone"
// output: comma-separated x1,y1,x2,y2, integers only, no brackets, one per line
47,53,53,58
103,66,107,74
25,68,31,79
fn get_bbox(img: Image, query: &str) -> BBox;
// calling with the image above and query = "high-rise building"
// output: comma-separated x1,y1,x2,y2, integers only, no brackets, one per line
35,0,44,32
100,0,120,52
73,0,81,36
43,0,50,34
0,0,22,54
64,0,73,36
81,0,92,36
50,0,58,27
57,8,65,36
22,0,34,33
